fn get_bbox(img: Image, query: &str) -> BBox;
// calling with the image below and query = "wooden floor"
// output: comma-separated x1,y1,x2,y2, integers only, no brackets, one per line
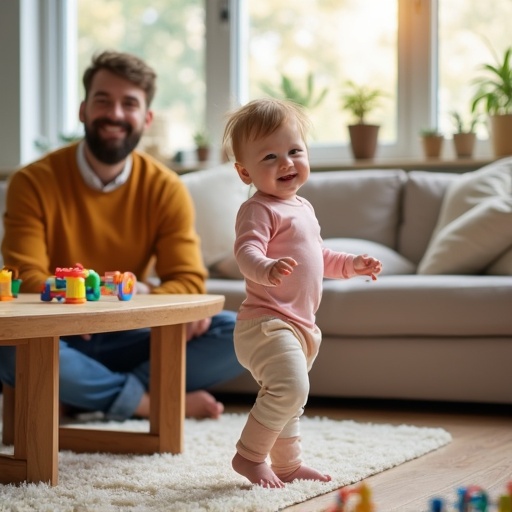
222,395,512,512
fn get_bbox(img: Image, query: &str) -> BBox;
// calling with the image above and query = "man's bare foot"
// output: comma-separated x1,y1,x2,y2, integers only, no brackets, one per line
277,464,331,483
186,390,224,419
134,390,223,419
232,452,285,488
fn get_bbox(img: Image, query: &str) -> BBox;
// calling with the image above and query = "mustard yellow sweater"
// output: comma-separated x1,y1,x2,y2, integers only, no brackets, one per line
1,143,207,294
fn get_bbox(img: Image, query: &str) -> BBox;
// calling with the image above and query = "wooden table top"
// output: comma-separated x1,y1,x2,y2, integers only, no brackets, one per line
0,293,225,341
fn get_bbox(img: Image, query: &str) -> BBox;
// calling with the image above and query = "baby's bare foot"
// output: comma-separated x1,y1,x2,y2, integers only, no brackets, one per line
232,452,285,488
185,390,224,419
277,464,331,483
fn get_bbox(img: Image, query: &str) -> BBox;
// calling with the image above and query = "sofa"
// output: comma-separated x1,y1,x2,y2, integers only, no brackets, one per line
2,158,511,405
181,158,512,405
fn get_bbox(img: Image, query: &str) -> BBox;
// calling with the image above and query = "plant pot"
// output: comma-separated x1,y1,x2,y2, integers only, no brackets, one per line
421,135,444,159
348,124,380,160
196,146,210,162
490,114,512,157
453,132,476,159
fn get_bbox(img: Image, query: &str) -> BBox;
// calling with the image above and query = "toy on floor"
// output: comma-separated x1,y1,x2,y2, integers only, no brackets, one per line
455,485,489,512
0,266,22,301
327,482,375,512
41,263,136,303
428,481,512,512
324,480,512,512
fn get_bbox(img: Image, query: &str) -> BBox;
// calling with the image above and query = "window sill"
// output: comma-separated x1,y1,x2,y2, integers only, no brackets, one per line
169,157,495,176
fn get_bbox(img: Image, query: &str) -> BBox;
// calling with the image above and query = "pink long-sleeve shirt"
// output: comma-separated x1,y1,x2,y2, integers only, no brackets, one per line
234,190,357,330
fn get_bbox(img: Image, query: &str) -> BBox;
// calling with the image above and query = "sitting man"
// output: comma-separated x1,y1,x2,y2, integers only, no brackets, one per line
0,50,243,421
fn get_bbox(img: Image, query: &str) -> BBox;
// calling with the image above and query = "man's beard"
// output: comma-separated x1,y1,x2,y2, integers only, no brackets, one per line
84,118,143,165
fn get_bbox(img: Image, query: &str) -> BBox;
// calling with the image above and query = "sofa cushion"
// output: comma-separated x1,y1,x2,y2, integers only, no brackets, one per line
299,170,407,249
322,238,415,275
210,237,416,280
398,171,457,265
418,158,512,274
208,274,512,337
317,275,512,337
180,163,249,267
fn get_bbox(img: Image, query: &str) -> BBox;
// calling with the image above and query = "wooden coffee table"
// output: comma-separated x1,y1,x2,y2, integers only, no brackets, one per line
0,293,225,486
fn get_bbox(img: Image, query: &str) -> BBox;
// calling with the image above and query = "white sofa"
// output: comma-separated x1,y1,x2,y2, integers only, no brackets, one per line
181,159,512,405
2,159,511,404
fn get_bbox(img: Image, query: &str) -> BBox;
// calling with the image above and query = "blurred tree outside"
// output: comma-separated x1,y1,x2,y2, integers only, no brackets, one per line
247,0,398,145
78,0,205,158
75,0,512,158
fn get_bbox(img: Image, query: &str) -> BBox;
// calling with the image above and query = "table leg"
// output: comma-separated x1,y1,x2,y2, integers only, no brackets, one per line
16,337,59,485
59,322,187,455
149,323,186,453
1,384,15,446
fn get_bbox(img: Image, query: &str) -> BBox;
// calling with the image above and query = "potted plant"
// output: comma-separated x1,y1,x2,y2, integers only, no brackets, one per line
449,111,481,159
340,81,385,160
193,129,210,162
420,128,444,159
261,72,328,109
471,46,512,157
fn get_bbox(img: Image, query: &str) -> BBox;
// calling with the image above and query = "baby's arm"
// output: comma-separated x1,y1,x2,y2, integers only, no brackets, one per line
353,254,383,281
269,257,298,286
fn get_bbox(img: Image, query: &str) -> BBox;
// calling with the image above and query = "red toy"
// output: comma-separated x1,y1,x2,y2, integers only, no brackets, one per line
41,263,136,303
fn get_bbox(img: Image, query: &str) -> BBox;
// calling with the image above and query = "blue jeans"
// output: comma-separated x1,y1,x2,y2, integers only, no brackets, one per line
0,311,244,420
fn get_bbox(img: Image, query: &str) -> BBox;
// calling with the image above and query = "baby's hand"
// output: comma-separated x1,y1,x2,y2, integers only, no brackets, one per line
353,254,382,281
269,257,298,286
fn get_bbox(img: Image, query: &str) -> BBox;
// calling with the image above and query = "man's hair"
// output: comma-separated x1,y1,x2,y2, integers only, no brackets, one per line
222,98,311,162
82,50,157,107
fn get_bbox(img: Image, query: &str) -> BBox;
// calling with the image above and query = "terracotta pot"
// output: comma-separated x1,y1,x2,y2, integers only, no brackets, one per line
196,146,210,162
490,114,512,157
348,124,380,160
453,132,476,159
421,135,444,159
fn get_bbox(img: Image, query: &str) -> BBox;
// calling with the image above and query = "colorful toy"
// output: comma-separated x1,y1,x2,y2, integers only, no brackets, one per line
325,481,512,512
430,497,447,512
455,485,489,512
327,482,375,512
0,266,22,301
41,263,136,303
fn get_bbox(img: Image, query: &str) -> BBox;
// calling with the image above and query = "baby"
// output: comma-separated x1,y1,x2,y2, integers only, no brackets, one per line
222,98,382,488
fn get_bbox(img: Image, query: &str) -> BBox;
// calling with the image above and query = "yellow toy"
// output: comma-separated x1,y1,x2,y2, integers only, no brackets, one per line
327,482,375,512
0,266,22,301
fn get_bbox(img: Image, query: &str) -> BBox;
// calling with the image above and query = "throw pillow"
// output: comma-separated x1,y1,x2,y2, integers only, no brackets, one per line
322,238,416,275
486,247,512,275
418,196,512,274
418,158,512,274
180,163,250,267
211,237,416,279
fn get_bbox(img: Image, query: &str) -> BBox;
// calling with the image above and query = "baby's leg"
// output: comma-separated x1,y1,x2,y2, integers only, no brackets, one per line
271,436,331,483
234,413,283,487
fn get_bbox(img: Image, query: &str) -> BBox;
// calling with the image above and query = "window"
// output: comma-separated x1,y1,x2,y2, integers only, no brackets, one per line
3,1,511,170
438,0,512,139
244,0,398,146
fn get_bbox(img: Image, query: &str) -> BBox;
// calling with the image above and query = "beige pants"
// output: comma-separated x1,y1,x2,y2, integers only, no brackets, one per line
234,316,321,476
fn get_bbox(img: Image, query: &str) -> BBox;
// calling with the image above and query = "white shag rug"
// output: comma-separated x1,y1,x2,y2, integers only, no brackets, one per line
0,411,451,512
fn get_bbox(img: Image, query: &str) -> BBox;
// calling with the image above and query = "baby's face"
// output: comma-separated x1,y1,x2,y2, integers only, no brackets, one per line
235,119,310,200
